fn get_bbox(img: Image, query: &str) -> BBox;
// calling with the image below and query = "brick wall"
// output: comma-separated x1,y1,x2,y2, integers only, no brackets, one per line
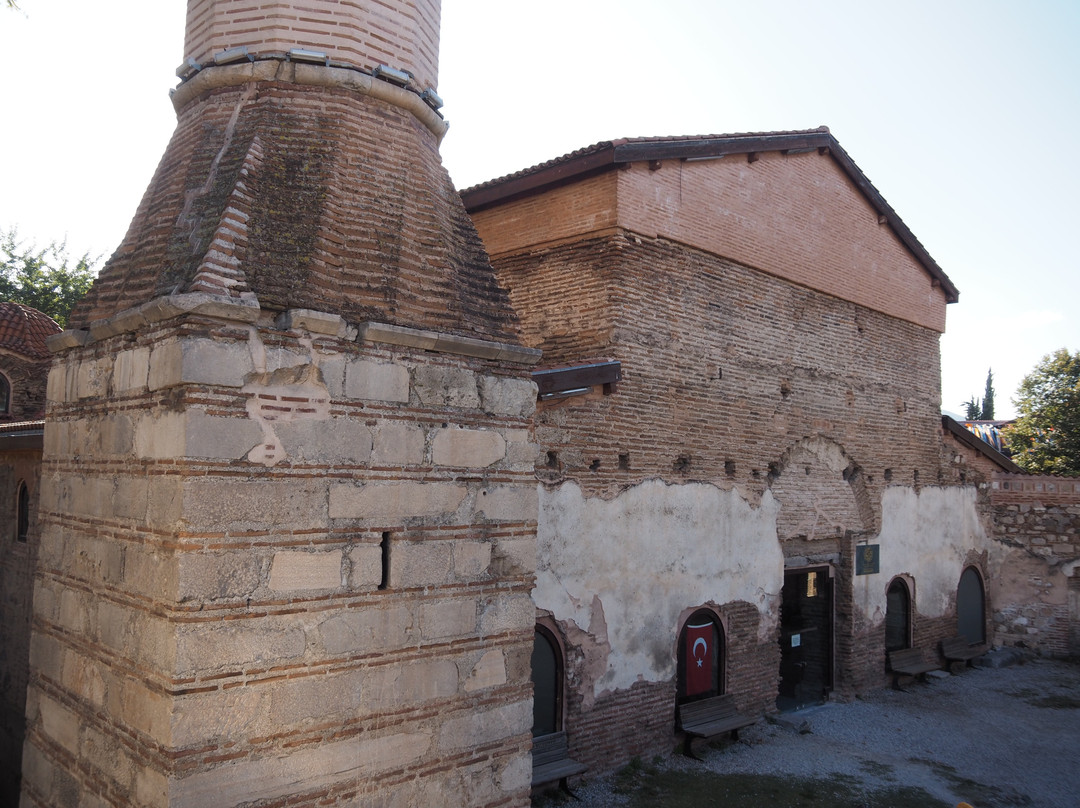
473,153,949,332
489,227,947,770
184,0,442,88
504,233,944,503
0,448,40,805
72,82,515,344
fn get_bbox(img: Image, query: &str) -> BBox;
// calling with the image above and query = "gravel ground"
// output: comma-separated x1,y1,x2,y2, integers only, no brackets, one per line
566,655,1080,808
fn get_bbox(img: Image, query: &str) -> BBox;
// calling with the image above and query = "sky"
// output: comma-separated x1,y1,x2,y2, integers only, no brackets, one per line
2,0,1078,420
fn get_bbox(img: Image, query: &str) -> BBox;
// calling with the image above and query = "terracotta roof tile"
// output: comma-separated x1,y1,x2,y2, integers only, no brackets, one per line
0,302,62,359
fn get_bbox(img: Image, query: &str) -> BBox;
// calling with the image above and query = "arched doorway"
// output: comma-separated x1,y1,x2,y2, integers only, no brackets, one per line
531,625,563,737
957,567,985,645
885,578,911,652
677,610,724,703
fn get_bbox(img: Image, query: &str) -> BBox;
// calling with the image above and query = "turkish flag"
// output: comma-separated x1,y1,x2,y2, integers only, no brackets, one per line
685,621,714,696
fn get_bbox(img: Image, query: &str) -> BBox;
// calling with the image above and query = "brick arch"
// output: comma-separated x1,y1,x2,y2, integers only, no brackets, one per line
769,437,873,542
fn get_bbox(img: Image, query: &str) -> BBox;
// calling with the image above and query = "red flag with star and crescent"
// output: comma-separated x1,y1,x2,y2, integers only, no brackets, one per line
685,621,714,696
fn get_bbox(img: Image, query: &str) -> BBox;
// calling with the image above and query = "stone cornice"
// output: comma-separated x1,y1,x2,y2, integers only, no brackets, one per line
170,60,449,142
48,294,542,366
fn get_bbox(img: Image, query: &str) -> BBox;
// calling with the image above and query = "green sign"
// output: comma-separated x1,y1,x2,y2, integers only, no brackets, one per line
855,544,880,575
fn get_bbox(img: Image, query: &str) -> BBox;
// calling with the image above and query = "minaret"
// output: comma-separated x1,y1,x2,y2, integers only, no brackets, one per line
22,2,540,806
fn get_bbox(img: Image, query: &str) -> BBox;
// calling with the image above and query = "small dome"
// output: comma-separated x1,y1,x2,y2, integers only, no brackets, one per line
0,302,62,360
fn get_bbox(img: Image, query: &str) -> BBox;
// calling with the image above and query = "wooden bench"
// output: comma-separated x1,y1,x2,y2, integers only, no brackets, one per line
531,731,587,795
676,694,756,759
887,647,939,690
941,636,986,671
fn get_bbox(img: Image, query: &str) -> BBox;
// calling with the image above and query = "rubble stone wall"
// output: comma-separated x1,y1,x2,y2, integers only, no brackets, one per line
989,474,1080,656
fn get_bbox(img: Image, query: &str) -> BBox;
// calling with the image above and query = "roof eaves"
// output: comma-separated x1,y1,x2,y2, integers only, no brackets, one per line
942,415,1023,474
460,128,959,302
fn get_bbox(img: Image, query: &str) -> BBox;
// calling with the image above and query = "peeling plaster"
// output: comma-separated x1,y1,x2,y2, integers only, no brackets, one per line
536,480,783,699
861,485,987,621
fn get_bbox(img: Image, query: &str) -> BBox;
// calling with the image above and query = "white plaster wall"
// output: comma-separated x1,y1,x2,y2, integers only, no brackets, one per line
858,485,987,625
536,480,783,698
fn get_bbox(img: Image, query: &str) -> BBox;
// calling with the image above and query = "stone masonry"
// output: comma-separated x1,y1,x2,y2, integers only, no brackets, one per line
21,1,542,806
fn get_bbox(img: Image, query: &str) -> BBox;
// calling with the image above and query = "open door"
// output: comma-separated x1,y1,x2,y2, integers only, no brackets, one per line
777,567,833,711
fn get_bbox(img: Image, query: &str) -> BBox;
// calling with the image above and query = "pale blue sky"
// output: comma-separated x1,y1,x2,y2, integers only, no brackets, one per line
2,0,1077,419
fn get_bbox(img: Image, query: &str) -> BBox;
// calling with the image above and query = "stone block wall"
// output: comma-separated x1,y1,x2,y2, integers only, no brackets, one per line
989,474,1080,656
23,303,538,808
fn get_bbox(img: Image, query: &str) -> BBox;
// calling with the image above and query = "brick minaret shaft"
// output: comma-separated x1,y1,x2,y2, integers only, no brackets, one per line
22,2,540,807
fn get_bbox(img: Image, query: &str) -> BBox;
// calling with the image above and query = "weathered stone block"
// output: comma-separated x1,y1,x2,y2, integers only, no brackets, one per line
493,538,536,575
371,420,425,466
464,649,507,693
420,598,475,641
77,356,112,400
437,701,531,753
317,353,347,399
478,375,537,418
175,620,307,673
112,347,150,394
183,479,328,531
347,544,382,589
454,541,492,578
412,365,480,409
329,481,466,521
118,676,170,743
149,338,255,390
46,361,77,404
176,551,261,602
134,410,186,459
274,418,373,465
39,694,80,756
172,670,365,746
362,659,459,708
344,358,410,403
171,733,431,806
91,414,135,457
268,550,342,592
431,427,506,467
391,541,453,587
319,605,416,656
183,410,264,460
476,485,538,522
479,593,535,635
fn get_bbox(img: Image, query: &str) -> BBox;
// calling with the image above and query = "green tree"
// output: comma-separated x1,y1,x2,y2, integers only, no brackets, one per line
982,368,995,420
963,396,982,420
1004,349,1080,477
1,229,98,327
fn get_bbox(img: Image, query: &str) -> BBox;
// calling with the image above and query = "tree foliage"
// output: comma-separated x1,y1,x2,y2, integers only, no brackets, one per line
962,368,995,420
982,368,995,420
1004,349,1080,477
1,229,98,327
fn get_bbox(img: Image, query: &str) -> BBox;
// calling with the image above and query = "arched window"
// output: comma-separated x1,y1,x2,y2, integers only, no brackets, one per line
0,373,10,416
531,625,563,737
677,610,724,703
17,480,30,543
885,578,911,652
957,567,985,645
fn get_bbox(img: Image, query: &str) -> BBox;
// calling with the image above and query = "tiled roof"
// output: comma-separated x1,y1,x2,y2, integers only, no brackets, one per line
461,127,834,197
0,302,62,360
